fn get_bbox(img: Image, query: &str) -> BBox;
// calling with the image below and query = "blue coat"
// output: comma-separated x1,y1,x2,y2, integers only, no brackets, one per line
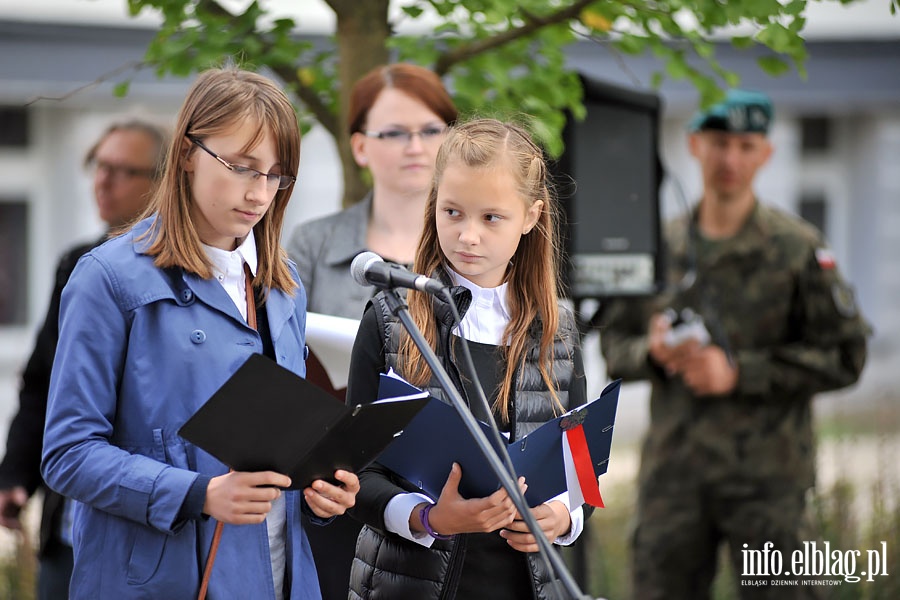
41,218,321,600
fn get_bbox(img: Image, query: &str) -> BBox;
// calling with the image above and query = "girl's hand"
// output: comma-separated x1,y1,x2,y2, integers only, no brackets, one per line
418,463,526,536
500,500,572,553
304,470,360,519
203,471,292,525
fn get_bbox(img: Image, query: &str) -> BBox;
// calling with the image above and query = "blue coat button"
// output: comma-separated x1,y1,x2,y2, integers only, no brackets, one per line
181,289,194,303
190,329,207,344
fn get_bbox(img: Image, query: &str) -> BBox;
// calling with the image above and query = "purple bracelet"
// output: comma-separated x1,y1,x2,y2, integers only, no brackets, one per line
420,503,453,540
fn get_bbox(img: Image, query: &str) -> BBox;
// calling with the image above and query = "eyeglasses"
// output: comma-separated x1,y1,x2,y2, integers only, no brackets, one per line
189,136,295,190
89,160,156,181
363,126,447,145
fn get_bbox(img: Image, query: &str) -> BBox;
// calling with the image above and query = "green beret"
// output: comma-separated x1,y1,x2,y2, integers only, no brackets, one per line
688,89,773,134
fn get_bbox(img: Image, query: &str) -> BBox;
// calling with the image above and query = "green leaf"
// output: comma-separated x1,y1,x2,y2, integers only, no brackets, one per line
112,81,131,97
665,53,690,80
693,39,714,59
731,35,754,50
784,0,807,16
757,55,792,76
788,16,807,33
698,82,726,109
402,5,425,19
756,23,796,54
615,34,647,55
723,70,741,88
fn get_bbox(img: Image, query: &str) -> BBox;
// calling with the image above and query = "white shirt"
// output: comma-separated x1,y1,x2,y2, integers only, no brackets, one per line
203,231,286,600
447,269,511,345
384,268,583,547
203,231,259,322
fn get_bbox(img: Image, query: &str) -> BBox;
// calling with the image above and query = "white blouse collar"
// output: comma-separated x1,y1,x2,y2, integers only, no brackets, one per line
202,230,258,321
203,229,258,278
448,267,511,345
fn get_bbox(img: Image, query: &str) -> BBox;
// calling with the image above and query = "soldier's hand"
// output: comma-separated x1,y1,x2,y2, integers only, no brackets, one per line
648,313,679,373
678,345,738,396
649,314,700,377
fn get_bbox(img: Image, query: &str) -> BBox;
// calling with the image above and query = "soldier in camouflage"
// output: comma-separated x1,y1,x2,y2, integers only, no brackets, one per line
600,90,870,599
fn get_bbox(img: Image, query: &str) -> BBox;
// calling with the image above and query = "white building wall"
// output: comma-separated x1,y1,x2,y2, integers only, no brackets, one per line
853,114,900,353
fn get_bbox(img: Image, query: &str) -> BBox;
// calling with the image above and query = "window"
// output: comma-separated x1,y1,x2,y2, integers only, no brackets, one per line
800,117,831,154
0,107,29,148
799,192,828,234
0,200,29,325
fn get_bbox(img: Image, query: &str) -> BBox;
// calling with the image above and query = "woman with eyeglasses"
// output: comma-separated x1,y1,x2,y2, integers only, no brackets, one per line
287,63,459,321
285,63,458,600
41,67,359,600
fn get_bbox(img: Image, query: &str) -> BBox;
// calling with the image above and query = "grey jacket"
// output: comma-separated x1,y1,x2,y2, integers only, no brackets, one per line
286,194,375,320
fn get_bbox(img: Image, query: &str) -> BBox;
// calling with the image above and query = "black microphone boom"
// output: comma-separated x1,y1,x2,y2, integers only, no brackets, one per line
350,251,446,295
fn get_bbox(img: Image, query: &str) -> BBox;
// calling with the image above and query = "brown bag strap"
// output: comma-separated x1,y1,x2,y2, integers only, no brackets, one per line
198,264,257,600
244,264,258,330
197,520,224,600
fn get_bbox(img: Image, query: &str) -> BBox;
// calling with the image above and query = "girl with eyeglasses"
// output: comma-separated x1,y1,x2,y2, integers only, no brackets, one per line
41,67,359,600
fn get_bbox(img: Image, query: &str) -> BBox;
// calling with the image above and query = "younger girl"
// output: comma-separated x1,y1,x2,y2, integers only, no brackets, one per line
41,67,358,600
346,118,586,599
286,63,457,600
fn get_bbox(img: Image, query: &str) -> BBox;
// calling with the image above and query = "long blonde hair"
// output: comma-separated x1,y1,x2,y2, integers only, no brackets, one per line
400,118,563,423
140,67,301,294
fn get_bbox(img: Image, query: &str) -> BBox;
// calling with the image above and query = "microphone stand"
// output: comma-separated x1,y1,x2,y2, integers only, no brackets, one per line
380,287,593,600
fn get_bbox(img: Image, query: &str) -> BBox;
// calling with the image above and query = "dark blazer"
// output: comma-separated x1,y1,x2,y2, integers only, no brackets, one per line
0,236,101,556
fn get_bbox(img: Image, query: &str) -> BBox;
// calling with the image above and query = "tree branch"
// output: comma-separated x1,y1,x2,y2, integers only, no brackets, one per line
25,60,145,106
270,65,340,138
434,0,597,75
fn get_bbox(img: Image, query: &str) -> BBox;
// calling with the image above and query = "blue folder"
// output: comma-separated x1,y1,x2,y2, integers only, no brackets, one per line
375,373,620,506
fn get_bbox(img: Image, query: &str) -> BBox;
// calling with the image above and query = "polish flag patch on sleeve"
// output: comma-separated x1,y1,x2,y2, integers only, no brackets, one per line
815,248,836,270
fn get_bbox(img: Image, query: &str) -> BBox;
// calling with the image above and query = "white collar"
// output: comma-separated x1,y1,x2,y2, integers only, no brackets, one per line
203,230,258,278
202,230,258,322
448,267,511,345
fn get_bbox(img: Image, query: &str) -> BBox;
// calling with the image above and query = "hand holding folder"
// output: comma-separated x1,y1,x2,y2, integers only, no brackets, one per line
374,372,620,508
179,354,428,490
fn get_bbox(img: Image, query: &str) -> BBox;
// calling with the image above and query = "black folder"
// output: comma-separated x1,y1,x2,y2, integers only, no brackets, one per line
375,374,620,506
178,354,429,490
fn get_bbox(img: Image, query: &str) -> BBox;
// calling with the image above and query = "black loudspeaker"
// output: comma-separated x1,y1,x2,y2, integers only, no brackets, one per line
556,75,664,299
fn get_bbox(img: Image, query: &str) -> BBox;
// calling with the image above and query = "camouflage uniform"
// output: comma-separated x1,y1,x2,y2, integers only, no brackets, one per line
600,202,869,599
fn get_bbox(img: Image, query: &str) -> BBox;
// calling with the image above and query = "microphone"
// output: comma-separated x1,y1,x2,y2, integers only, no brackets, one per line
350,251,446,295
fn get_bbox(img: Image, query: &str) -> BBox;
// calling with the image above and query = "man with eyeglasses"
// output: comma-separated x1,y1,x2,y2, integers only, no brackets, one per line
0,119,169,600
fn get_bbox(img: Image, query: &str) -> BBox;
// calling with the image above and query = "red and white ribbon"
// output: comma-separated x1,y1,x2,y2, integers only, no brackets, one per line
562,424,604,508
